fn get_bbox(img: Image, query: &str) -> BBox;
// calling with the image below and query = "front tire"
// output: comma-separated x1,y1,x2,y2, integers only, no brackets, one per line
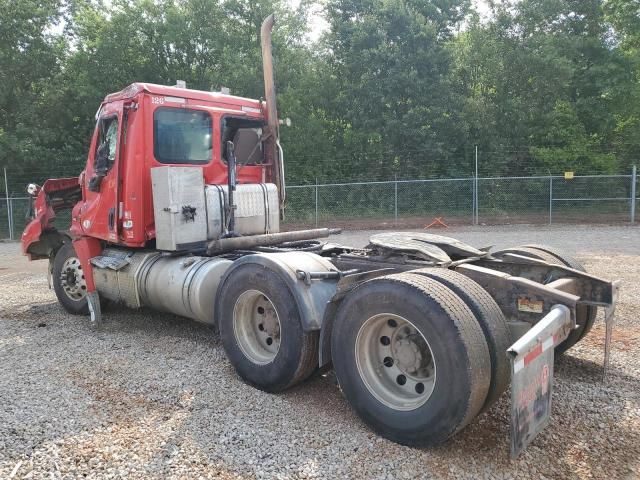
217,263,318,392
52,242,89,315
331,272,491,447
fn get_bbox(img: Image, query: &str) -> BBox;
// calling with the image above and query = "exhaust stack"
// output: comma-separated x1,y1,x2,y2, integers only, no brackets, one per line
261,14,285,217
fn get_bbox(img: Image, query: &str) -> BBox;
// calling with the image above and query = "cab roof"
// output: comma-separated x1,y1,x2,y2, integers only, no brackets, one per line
103,83,263,111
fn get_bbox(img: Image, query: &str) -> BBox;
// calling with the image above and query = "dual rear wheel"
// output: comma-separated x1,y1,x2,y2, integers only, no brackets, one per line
219,264,510,447
53,241,591,447
330,271,509,447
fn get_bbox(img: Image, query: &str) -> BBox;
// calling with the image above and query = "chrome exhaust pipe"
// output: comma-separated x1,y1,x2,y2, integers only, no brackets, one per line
261,14,285,217
207,228,332,255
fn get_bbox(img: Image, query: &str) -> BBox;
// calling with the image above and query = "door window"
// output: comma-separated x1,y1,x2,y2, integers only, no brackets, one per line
88,115,118,192
95,116,118,175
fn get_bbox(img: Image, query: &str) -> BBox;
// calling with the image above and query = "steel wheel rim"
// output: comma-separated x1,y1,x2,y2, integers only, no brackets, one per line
60,256,87,301
233,289,281,365
355,313,436,411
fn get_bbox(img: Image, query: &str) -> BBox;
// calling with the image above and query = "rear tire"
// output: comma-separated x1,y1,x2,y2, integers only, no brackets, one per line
497,246,561,265
410,268,512,412
52,242,89,315
520,245,597,353
331,272,491,447
217,263,318,392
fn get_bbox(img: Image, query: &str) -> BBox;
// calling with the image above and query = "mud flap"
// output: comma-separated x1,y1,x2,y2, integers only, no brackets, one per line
47,258,54,290
86,291,102,324
508,305,572,458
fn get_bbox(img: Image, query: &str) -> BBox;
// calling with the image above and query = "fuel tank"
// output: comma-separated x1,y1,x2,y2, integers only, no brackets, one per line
92,249,232,324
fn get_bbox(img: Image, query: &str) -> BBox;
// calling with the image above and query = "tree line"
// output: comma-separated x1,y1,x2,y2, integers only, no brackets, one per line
1,0,638,191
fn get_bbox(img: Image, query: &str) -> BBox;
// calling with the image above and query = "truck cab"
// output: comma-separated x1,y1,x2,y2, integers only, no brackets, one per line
72,83,273,248
18,15,619,457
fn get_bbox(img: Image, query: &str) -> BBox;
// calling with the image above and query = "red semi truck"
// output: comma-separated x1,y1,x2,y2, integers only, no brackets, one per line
21,15,618,456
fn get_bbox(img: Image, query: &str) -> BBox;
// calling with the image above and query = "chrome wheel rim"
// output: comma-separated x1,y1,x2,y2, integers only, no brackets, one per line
60,257,87,301
233,290,281,364
355,313,436,411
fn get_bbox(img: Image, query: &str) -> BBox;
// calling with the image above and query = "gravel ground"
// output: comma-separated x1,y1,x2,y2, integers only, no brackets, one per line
333,224,640,254
1,224,639,479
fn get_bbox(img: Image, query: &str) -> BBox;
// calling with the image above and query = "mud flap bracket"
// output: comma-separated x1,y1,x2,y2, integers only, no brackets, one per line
603,280,620,382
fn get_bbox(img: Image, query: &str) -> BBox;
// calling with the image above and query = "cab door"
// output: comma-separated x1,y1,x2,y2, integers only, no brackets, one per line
77,103,124,242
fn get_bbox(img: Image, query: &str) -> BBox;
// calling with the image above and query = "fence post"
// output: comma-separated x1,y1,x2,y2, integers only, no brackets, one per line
471,176,475,225
4,167,12,240
549,175,553,225
474,146,479,225
314,178,319,228
394,174,398,226
631,165,637,224
9,196,14,240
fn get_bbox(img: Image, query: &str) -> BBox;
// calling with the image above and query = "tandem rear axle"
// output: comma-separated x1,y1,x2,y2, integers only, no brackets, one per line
45,231,618,456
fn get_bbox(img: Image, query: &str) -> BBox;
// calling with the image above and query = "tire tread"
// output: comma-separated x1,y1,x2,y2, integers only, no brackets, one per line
217,263,318,392
52,242,89,315
388,272,491,432
410,268,511,411
289,331,319,387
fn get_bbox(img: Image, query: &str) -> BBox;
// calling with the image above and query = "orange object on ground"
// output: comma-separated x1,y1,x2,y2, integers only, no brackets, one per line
425,217,448,229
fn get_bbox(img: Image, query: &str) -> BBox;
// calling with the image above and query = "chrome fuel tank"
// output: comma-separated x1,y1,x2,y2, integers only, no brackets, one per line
137,255,232,324
93,249,231,324
205,183,280,240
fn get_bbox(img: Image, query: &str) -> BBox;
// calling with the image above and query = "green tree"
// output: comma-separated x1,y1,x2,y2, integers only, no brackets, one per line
0,0,69,190
1,0,639,193
321,0,472,180
604,0,640,169
452,0,633,174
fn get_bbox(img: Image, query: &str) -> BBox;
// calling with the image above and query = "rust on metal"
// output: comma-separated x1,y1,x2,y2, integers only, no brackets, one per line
455,264,579,325
517,298,544,313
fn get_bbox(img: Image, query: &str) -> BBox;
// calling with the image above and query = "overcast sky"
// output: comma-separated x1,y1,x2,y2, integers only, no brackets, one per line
474,0,493,17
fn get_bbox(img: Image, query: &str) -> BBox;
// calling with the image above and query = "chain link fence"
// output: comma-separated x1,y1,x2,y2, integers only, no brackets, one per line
284,171,639,229
1,169,638,239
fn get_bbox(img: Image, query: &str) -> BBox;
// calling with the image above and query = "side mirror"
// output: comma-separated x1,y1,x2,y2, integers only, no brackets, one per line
226,140,237,190
95,141,110,174
88,141,110,192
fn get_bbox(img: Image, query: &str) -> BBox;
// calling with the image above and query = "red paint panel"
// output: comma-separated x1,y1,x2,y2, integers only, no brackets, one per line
524,344,543,367
72,236,103,292
21,178,81,258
